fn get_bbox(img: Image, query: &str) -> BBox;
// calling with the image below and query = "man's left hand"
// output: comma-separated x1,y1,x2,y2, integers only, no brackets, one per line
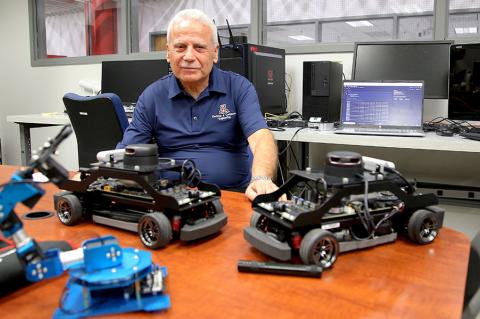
245,179,283,201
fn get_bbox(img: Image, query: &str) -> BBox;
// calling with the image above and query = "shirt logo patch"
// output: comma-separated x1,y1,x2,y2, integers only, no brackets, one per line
219,104,230,115
212,104,236,121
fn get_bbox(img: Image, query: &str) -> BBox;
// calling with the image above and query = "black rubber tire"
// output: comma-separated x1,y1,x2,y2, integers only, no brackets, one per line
407,209,439,244
138,212,172,249
210,199,224,215
299,229,338,268
55,194,83,226
250,211,261,228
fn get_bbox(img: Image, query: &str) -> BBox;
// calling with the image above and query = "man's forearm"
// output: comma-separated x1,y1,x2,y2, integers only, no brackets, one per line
245,128,282,201
249,129,278,179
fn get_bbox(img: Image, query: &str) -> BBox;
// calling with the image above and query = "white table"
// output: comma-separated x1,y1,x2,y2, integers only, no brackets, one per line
7,113,70,165
271,127,480,153
272,127,480,200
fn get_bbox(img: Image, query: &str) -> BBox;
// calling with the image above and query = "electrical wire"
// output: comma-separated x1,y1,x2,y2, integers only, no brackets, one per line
276,158,285,185
369,203,403,238
278,127,307,156
424,117,475,133
363,174,375,230
288,143,300,170
384,166,413,193
287,111,304,120
315,177,328,195
179,159,203,187
285,72,293,112
264,112,288,120
297,181,309,198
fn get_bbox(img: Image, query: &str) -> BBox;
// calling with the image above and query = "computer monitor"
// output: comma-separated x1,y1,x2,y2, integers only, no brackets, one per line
352,41,452,99
340,81,424,127
101,59,169,104
449,43,480,121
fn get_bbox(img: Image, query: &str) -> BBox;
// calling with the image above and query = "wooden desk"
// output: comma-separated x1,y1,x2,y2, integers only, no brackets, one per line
0,165,470,319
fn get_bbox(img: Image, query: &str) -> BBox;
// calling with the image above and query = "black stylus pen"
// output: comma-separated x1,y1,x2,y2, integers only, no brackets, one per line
237,260,322,278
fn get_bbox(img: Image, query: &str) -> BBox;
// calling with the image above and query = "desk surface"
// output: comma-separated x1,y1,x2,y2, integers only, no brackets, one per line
6,113,70,125
0,165,470,319
272,127,480,153
8,114,479,153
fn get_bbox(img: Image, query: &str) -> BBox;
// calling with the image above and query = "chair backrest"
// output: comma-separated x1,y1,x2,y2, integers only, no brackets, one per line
63,93,129,168
464,231,480,319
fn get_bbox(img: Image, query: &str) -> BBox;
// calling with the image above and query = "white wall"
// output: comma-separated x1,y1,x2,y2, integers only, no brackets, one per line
0,1,101,169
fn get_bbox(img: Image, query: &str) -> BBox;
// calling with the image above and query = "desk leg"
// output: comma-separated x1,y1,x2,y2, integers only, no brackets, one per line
18,124,31,166
302,142,309,169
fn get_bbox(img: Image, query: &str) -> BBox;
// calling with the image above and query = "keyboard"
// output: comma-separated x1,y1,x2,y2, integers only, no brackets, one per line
355,128,418,133
335,127,425,137
460,132,480,141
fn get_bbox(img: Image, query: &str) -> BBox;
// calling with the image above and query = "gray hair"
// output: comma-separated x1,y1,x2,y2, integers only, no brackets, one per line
167,9,218,46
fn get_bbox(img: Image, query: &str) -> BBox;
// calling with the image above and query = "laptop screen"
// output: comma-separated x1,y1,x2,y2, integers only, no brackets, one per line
340,81,424,128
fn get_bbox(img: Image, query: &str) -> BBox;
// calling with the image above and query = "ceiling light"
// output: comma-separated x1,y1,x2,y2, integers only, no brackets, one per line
345,20,374,27
288,35,314,41
455,27,478,34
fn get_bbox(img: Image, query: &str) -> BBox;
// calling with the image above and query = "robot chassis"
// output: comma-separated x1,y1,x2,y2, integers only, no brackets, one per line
244,151,444,269
53,144,228,249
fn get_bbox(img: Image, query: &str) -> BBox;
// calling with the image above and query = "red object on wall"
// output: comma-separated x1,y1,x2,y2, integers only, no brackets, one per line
85,0,118,55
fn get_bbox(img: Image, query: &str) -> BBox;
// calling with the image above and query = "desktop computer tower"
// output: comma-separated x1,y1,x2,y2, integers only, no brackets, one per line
302,61,343,122
218,43,286,115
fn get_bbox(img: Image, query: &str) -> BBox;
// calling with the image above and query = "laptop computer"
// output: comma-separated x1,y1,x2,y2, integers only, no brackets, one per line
335,81,426,137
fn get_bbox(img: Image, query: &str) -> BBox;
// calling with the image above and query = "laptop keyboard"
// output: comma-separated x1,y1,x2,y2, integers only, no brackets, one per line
337,127,425,137
353,128,421,134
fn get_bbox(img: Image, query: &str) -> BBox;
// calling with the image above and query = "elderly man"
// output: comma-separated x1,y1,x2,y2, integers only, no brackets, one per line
117,9,279,201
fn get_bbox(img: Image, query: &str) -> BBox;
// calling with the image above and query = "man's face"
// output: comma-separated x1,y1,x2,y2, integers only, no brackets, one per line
167,19,218,88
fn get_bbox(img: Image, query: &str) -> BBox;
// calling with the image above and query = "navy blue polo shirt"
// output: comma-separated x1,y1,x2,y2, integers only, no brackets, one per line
117,66,267,188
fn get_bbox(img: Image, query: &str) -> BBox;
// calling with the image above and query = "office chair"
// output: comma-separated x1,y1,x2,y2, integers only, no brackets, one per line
63,93,128,168
463,231,480,319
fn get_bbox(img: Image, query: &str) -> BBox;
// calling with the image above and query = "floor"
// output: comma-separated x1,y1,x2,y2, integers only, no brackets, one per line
440,199,480,240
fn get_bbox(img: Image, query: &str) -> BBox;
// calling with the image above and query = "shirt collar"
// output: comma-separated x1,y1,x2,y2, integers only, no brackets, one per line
168,66,227,99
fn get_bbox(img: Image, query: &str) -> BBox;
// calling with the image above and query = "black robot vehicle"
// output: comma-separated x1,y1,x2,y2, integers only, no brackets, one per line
54,144,227,249
244,151,444,268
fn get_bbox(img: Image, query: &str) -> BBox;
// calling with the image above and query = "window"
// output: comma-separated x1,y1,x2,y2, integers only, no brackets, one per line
265,23,316,47
35,0,122,59
264,0,435,46
29,0,476,65
321,18,393,43
449,0,480,39
130,0,250,53
398,16,433,40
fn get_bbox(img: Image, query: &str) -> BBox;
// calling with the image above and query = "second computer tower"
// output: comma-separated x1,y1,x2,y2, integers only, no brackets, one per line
302,61,343,122
219,43,286,115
